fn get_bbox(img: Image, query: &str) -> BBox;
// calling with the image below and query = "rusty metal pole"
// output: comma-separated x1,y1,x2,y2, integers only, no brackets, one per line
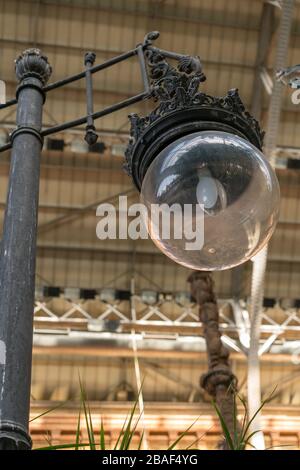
0,49,51,449
188,272,238,447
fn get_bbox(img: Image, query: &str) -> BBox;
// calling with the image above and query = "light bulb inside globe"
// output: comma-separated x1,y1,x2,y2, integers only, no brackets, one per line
140,131,280,271
196,168,227,215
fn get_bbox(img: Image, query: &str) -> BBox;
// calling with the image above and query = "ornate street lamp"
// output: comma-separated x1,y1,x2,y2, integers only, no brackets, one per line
0,31,279,448
125,37,280,270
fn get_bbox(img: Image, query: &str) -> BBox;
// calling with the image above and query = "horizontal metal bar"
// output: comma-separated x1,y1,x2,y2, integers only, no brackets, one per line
0,97,17,110
38,188,134,234
33,315,300,334
32,331,300,359
0,121,130,137
41,91,150,136
0,47,139,138
0,142,12,152
44,48,138,93
147,46,187,62
0,48,138,112
0,90,149,152
32,242,300,265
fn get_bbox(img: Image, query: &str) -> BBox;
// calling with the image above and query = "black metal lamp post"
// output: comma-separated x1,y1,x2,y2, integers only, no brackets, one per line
0,49,51,449
0,31,278,449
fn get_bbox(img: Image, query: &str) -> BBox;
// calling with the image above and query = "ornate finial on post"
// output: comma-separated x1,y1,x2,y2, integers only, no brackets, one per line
15,48,52,85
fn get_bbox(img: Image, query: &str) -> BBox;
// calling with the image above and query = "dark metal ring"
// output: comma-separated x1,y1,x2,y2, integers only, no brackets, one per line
0,421,32,449
10,126,44,146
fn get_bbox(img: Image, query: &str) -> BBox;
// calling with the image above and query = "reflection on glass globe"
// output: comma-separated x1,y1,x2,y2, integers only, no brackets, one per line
140,131,280,270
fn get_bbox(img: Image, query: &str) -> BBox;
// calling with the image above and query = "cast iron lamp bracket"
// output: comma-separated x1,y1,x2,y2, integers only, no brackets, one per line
124,33,264,190
0,30,263,168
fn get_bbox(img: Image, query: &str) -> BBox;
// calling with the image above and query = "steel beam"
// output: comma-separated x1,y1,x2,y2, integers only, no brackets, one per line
251,2,276,119
38,189,134,234
248,0,295,450
32,332,300,363
231,2,276,303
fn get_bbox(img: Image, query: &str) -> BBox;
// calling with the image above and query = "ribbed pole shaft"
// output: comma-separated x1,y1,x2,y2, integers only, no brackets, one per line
0,49,51,449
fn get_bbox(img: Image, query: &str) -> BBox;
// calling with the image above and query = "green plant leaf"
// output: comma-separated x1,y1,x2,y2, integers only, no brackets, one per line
118,379,146,450
265,444,294,450
79,375,96,450
125,412,143,450
212,400,234,450
240,388,277,445
185,428,211,450
34,442,90,451
88,402,96,449
167,416,200,450
43,431,53,448
100,418,105,450
113,411,128,450
119,398,139,450
235,393,249,448
75,406,81,450
29,398,71,422
232,388,239,448
137,431,144,450
240,399,266,444
240,429,262,449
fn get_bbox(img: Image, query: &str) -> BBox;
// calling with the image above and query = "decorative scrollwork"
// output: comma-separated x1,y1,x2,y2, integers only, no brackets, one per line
145,48,206,109
124,43,264,176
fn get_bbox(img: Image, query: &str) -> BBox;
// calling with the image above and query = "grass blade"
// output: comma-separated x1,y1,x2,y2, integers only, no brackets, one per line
34,442,90,451
241,430,261,449
185,426,213,450
212,401,234,450
75,406,81,450
113,411,129,450
232,388,238,449
119,398,139,450
124,411,143,450
265,444,294,450
118,380,145,450
100,418,105,450
79,375,96,450
87,402,96,449
30,398,71,422
167,416,200,450
240,398,267,444
240,388,276,444
43,431,52,448
137,431,144,450
236,393,248,448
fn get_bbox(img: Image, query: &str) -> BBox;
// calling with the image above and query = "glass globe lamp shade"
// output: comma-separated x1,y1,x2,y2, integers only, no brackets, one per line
140,131,280,270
